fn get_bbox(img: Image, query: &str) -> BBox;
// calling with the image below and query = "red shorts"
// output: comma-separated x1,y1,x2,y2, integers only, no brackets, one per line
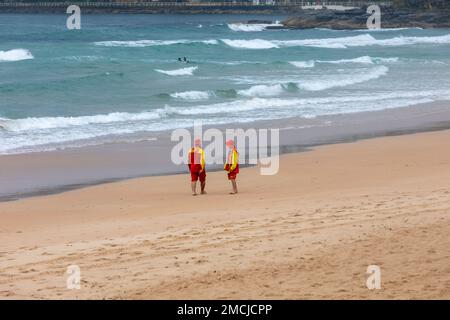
228,171,238,180
191,170,206,182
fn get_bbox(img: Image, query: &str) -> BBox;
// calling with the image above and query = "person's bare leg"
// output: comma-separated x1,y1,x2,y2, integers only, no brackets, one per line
230,179,238,194
201,181,206,194
191,181,197,196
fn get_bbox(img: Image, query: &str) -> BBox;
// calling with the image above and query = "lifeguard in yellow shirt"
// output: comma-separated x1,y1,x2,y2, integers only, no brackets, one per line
224,139,239,194
188,138,206,196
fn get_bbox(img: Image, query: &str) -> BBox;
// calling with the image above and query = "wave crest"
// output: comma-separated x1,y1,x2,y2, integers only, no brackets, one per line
238,84,285,97
289,60,316,68
0,49,34,62
0,111,162,132
94,39,218,47
298,66,389,91
222,34,450,50
155,66,198,76
221,39,279,49
170,90,211,100
227,22,282,32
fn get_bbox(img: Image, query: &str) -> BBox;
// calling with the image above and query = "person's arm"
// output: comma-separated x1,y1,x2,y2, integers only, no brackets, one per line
200,149,205,172
230,149,238,172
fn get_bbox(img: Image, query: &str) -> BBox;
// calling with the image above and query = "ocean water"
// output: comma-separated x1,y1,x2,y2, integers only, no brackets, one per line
1,14,450,154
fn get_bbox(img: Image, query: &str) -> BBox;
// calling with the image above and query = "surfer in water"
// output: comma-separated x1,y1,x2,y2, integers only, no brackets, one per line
177,57,189,63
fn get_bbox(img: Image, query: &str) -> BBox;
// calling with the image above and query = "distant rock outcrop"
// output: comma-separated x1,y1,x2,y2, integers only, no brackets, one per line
281,7,450,29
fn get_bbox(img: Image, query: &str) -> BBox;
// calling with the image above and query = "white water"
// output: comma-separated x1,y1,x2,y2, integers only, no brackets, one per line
221,39,279,49
0,111,162,132
155,66,198,76
297,66,389,91
228,21,282,32
289,61,316,68
94,39,218,47
170,90,211,100
222,34,450,49
238,84,285,97
0,49,34,62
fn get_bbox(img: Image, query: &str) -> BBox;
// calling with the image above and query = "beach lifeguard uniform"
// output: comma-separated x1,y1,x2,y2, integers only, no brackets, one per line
188,146,206,182
224,147,239,180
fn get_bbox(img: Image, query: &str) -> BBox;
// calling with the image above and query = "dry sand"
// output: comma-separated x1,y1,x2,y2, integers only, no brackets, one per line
1,130,450,299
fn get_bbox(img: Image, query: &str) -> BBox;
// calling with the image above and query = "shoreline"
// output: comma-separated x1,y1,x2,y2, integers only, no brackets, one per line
1,128,450,299
1,99,450,201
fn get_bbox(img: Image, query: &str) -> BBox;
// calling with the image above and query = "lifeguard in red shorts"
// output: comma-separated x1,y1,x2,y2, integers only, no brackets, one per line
188,138,206,196
224,140,239,194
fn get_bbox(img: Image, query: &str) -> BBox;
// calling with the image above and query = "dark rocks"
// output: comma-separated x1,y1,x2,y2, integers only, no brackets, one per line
282,8,450,30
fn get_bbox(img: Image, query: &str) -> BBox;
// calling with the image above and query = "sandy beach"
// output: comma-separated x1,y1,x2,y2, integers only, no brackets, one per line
1,128,450,299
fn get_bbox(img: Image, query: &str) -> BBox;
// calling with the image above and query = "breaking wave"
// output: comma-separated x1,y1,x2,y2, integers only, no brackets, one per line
228,21,282,32
289,60,316,68
94,39,218,47
170,90,212,100
297,66,389,91
221,34,450,49
290,56,398,68
221,39,279,49
155,66,198,76
94,34,450,50
0,111,162,132
237,84,285,97
0,49,34,62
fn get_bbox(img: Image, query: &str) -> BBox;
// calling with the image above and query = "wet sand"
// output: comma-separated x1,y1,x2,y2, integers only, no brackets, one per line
1,100,450,201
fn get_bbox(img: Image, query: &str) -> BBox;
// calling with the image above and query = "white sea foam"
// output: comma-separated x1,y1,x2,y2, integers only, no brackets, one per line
319,56,375,64
0,111,162,132
356,27,423,32
290,56,399,68
285,34,450,48
297,66,389,91
228,64,390,90
94,39,218,47
167,97,303,115
289,60,316,68
228,22,282,32
155,66,198,76
170,90,211,100
221,39,279,49
0,49,34,62
362,33,450,47
222,34,450,50
221,35,367,49
2,89,449,154
168,90,449,117
95,34,450,50
238,84,285,97
228,23,267,32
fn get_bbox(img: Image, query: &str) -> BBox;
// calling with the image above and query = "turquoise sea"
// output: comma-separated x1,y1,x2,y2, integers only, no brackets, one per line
1,14,450,154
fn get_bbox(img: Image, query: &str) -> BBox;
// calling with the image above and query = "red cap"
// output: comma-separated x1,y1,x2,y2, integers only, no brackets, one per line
226,140,234,147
